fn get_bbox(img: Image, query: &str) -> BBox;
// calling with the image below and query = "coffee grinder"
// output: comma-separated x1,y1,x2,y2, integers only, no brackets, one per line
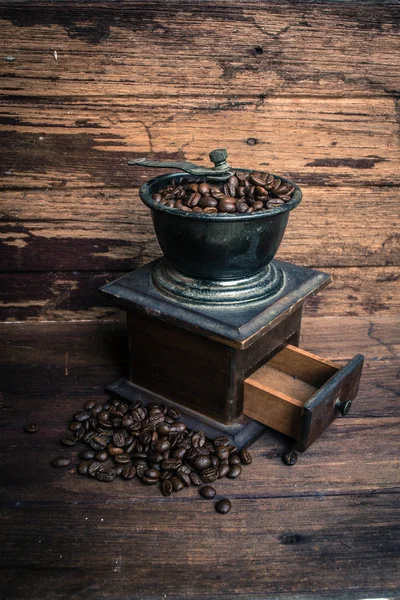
101,149,363,452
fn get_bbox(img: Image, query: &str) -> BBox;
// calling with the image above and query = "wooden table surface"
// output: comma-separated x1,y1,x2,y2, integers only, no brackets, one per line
1,316,399,600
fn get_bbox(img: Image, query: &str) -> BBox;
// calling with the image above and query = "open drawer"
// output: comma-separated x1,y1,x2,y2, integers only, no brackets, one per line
243,344,364,452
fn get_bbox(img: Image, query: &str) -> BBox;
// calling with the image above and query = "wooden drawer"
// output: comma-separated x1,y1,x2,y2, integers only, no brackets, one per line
243,344,364,451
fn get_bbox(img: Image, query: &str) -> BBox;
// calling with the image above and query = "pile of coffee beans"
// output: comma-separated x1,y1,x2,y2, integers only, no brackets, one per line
51,397,253,515
152,171,295,214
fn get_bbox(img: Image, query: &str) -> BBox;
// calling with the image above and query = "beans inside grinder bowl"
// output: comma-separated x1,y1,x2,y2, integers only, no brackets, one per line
152,171,296,214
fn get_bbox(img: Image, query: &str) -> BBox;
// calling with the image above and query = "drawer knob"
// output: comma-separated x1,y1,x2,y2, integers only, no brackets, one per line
335,399,352,416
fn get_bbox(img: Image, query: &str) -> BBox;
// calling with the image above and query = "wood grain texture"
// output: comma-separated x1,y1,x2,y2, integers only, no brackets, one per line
0,0,399,321
0,319,399,599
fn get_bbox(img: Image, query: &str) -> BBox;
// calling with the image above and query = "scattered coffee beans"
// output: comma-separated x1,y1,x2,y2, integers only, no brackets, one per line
215,499,232,514
51,457,71,468
200,485,216,499
51,397,255,516
24,423,39,433
282,450,298,466
152,171,296,215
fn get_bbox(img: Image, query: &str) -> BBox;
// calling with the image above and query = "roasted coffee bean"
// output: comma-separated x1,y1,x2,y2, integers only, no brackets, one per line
160,470,173,481
155,439,171,453
88,461,103,477
213,436,229,447
112,432,125,448
198,182,210,195
24,423,39,433
177,471,191,487
108,446,124,456
210,455,220,469
89,436,108,451
253,200,264,211
172,446,187,459
170,476,184,491
162,458,182,471
190,472,203,486
178,465,192,475
79,449,95,460
114,453,131,465
121,415,134,429
283,451,298,466
125,440,137,454
69,421,82,432
161,479,173,496
61,436,76,447
52,457,71,468
74,411,91,422
201,468,218,483
121,466,136,479
84,400,96,411
148,451,164,464
200,485,216,499
192,431,205,448
216,446,229,461
215,498,231,514
139,431,152,445
136,463,147,478
113,465,123,476
77,461,90,476
169,422,186,433
142,475,159,485
239,449,252,465
218,464,230,479
95,451,108,462
167,407,181,419
193,455,212,471
227,465,242,479
229,453,241,465
96,469,115,482
157,423,170,436
226,444,237,454
218,199,236,213
144,468,160,480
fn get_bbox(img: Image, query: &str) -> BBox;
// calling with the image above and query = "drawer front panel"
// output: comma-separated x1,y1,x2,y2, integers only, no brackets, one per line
297,353,364,452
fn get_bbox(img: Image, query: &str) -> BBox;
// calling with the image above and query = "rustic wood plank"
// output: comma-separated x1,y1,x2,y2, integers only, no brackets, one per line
1,494,399,600
1,1,399,99
1,186,398,268
1,267,398,320
1,97,399,189
0,319,398,597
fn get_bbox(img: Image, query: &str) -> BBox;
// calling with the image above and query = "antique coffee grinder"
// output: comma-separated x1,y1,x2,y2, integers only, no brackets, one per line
102,149,363,452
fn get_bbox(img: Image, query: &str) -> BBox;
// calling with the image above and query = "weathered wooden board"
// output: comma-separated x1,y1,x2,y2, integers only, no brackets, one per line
1,495,399,600
0,267,398,320
1,1,399,99
1,98,399,189
1,187,398,269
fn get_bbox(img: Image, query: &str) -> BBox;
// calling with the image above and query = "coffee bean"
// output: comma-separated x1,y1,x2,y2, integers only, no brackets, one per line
161,479,173,496
77,461,90,476
79,449,95,460
84,400,96,411
200,485,216,499
218,464,230,479
216,447,229,461
213,436,229,447
170,476,184,491
136,464,147,478
51,457,71,468
144,468,160,480
201,468,218,483
227,465,242,479
68,421,82,432
162,458,182,471
114,453,131,465
96,469,115,482
283,451,298,466
24,423,39,433
193,455,212,471
155,439,171,453
142,475,159,485
229,453,241,465
210,455,219,469
88,461,103,477
108,446,124,457
177,471,191,487
192,431,205,448
74,411,91,422
239,449,252,465
114,465,124,476
160,469,173,481
215,499,231,514
121,466,137,479
189,472,203,486
61,436,76,447
95,451,108,462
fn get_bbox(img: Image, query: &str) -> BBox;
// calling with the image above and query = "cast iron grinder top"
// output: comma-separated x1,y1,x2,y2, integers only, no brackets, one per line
128,148,302,306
